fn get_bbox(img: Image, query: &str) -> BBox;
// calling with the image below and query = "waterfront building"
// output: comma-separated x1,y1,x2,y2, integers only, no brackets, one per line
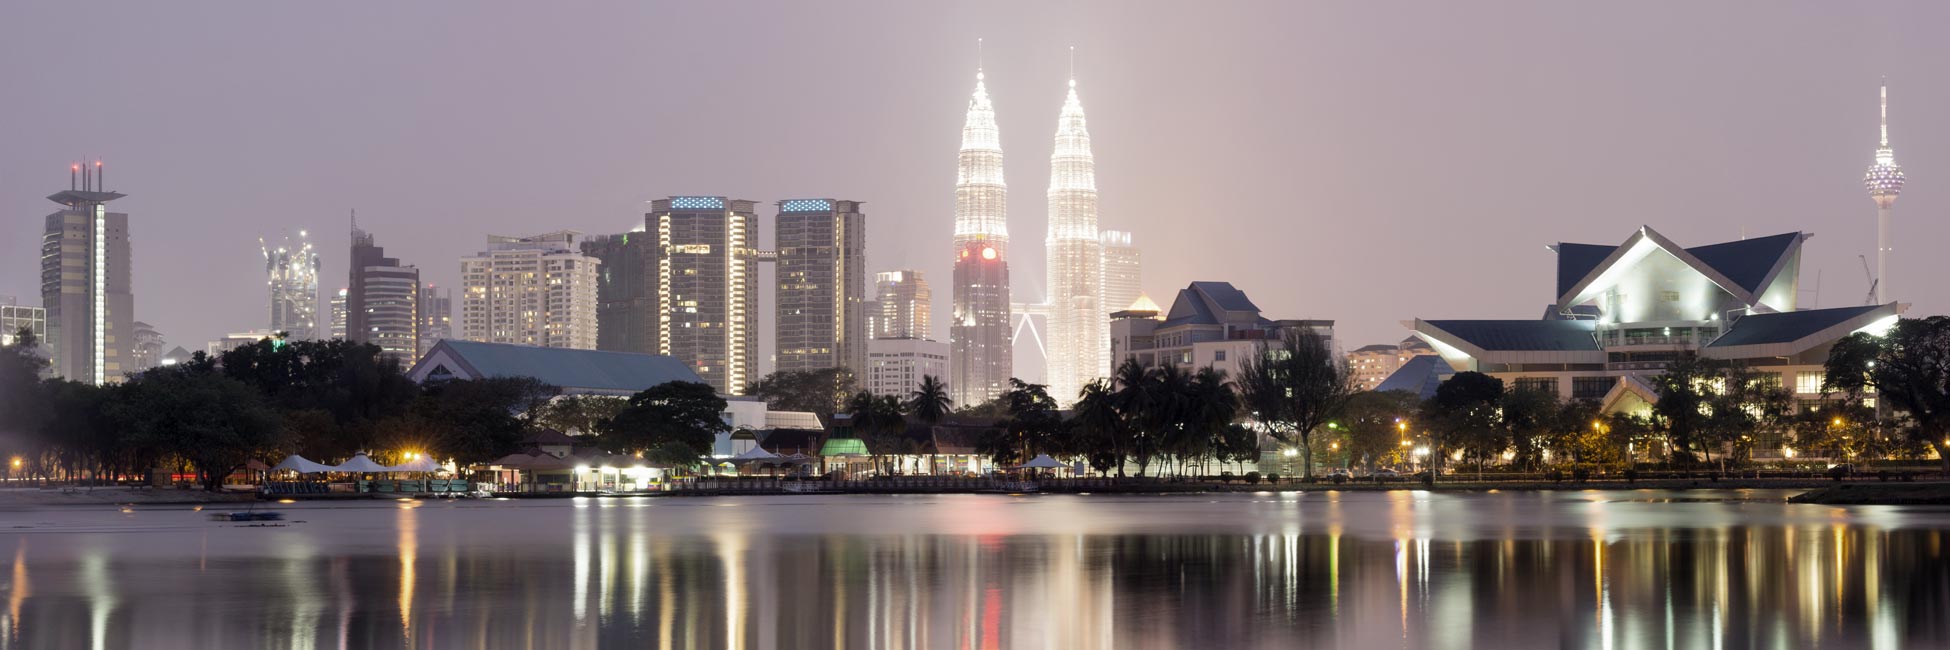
1110,281,1334,378
207,330,276,356
866,337,951,399
1408,227,1901,422
1044,74,1106,406
419,284,451,355
41,163,135,384
774,199,867,375
1864,81,1905,303
408,339,702,397
459,231,599,350
873,270,931,340
649,196,759,395
581,232,657,354
1099,230,1141,373
950,65,1014,408
261,232,320,338
0,298,47,348
329,288,347,339
346,219,421,365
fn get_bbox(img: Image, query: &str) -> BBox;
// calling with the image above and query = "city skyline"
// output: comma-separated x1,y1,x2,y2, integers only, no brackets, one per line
1,2,1945,365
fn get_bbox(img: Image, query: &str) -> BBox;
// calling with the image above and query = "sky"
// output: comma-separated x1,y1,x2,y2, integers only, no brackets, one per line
2,1,1945,377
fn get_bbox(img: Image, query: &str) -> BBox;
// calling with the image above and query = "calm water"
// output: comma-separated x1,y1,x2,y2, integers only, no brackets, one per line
0,491,1945,649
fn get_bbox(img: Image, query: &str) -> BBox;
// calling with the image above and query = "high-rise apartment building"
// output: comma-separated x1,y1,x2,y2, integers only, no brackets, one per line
262,232,320,338
459,231,599,350
873,270,931,340
0,298,47,349
582,232,658,354
1043,75,1106,405
419,284,452,354
951,66,1014,407
1099,230,1141,375
650,196,758,395
130,320,163,373
346,219,420,366
774,199,867,375
867,337,951,400
41,163,134,384
329,288,347,339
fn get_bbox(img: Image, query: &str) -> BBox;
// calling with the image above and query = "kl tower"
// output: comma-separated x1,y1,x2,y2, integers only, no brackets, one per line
1864,81,1905,304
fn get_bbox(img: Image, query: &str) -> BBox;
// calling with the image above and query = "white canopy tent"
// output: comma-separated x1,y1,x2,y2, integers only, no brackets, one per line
385,457,442,473
271,454,335,474
731,447,782,462
332,453,389,473
1014,455,1065,470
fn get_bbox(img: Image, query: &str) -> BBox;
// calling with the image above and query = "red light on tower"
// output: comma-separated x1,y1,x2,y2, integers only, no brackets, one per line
981,247,996,260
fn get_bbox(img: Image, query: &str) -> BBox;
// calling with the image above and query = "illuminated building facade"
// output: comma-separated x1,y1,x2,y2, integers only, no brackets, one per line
774,199,867,375
41,163,134,384
1111,282,1334,379
581,232,658,354
1410,227,1902,421
867,337,950,400
1043,75,1105,405
1098,230,1142,371
873,270,930,340
0,298,47,349
262,232,320,338
650,196,758,395
459,231,599,350
419,284,451,354
329,288,347,339
951,66,1013,407
1864,82,1904,304
346,221,420,366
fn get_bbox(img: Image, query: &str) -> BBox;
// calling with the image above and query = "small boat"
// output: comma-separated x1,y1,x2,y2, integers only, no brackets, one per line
210,510,285,522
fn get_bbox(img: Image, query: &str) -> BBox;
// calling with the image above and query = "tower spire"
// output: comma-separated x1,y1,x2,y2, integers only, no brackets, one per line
1865,79,1905,304
1879,78,1890,148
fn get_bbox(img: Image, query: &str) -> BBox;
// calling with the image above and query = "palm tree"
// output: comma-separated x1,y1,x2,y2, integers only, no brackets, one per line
905,375,953,426
1073,379,1125,476
1110,359,1156,475
1182,366,1238,476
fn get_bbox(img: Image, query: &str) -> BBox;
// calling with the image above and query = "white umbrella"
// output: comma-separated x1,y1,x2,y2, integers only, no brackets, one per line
332,453,388,473
731,447,782,462
385,457,442,473
271,454,334,474
1014,454,1064,470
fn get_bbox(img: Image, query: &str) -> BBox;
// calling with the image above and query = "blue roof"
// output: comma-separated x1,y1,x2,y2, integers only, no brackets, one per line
1708,305,1882,348
1188,281,1260,312
1373,355,1455,400
1555,243,1617,298
1423,319,1598,351
418,340,704,393
1161,282,1262,328
1685,232,1799,294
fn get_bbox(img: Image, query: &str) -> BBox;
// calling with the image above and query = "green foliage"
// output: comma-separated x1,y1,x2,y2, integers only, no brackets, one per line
1000,379,1065,464
1423,371,1504,474
1825,316,1950,471
532,394,628,437
746,368,855,423
1339,390,1419,471
406,377,558,466
600,382,728,464
105,368,287,491
1235,328,1356,478
904,374,954,426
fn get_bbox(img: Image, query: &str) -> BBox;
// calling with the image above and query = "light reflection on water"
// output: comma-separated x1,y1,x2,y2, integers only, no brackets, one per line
0,491,1944,649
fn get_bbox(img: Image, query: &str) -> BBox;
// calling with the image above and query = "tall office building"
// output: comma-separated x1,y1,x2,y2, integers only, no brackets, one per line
1043,73,1106,404
346,218,420,366
459,231,600,350
0,298,47,349
867,338,951,400
419,284,452,354
873,270,931,340
1864,81,1905,304
129,320,163,373
1099,230,1141,375
650,196,759,395
329,288,347,339
41,163,134,384
581,232,658,354
951,65,1013,407
775,199,867,375
262,232,320,338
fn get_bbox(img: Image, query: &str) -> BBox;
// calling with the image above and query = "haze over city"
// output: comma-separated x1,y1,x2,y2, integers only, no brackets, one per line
3,1,1942,361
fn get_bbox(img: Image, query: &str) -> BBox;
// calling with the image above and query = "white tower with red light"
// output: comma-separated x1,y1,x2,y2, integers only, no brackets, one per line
1864,81,1905,304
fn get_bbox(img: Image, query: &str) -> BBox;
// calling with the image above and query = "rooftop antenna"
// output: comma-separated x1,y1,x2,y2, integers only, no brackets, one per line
95,160,103,192
70,163,78,191
977,37,983,71
1069,45,1076,83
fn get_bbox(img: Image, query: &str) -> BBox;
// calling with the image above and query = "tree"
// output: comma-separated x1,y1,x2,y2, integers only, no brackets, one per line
217,337,417,460
1215,424,1262,475
1072,379,1127,476
533,394,628,437
1500,386,1559,470
1236,328,1357,479
1340,390,1420,472
989,379,1063,467
1111,359,1165,475
1177,367,1237,476
1423,371,1504,478
904,375,954,426
1648,357,1716,464
1824,316,1950,474
106,370,287,491
746,368,855,424
0,329,52,478
846,391,908,475
600,382,728,469
410,377,558,466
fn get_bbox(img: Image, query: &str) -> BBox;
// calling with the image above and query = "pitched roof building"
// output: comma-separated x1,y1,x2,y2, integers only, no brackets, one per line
407,339,703,396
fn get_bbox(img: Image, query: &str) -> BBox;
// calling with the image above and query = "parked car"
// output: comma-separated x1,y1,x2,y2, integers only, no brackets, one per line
1370,469,1401,481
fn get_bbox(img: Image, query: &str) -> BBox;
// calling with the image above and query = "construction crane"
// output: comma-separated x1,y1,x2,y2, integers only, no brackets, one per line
1859,255,1879,306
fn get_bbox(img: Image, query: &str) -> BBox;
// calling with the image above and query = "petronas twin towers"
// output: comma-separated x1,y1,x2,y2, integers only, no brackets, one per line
951,52,1115,408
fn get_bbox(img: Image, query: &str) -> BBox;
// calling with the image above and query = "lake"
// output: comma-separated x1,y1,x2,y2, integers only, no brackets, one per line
0,490,1944,649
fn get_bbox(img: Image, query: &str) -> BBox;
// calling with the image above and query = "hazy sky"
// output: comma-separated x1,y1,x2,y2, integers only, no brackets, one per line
2,1,1943,374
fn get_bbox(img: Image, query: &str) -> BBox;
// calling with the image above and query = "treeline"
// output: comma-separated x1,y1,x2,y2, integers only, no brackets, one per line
0,332,731,490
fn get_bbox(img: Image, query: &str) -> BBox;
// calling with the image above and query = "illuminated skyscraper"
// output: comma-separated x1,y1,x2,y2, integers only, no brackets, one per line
650,196,758,395
1099,230,1141,374
951,64,1013,407
419,283,452,354
775,199,868,375
262,231,320,338
873,270,931,340
329,288,347,339
346,217,420,366
1044,71,1105,404
1863,81,1905,304
459,231,599,350
41,163,134,384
